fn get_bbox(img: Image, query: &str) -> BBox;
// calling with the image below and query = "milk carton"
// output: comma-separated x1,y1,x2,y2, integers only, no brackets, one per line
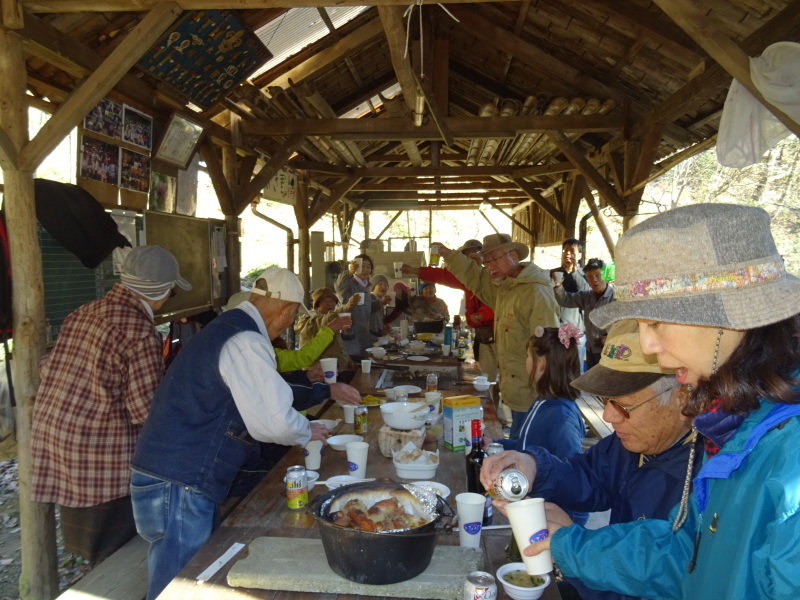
443,395,483,451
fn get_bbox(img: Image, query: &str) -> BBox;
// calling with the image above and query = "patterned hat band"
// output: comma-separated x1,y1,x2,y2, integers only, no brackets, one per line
615,260,785,301
120,273,174,300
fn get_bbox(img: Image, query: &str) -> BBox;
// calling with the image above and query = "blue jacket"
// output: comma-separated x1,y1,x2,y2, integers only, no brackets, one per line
132,309,259,504
499,398,588,526
530,431,698,600
551,399,800,600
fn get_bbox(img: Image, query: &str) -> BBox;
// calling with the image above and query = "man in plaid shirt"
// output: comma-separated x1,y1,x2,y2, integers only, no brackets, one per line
31,245,190,564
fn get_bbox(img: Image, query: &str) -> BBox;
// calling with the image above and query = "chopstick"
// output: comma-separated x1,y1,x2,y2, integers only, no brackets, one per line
314,477,376,485
453,524,511,531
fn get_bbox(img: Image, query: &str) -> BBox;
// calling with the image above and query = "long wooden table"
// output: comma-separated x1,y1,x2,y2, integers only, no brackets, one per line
157,363,561,600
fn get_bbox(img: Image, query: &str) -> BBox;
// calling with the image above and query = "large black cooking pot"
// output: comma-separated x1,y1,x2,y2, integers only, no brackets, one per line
307,479,454,585
414,319,444,334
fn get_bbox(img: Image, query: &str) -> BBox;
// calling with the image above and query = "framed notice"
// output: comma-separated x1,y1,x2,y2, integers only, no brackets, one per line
153,112,205,169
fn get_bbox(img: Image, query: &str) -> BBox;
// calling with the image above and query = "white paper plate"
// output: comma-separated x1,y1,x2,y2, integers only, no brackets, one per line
407,356,430,362
393,385,422,395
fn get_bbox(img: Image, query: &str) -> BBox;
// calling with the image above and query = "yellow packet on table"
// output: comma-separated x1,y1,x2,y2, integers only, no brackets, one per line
361,394,381,406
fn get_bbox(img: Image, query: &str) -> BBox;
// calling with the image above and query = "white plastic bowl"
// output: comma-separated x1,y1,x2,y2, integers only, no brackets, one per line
393,457,438,480
327,434,363,451
496,564,550,600
474,382,491,392
311,419,341,431
366,347,387,359
380,402,429,430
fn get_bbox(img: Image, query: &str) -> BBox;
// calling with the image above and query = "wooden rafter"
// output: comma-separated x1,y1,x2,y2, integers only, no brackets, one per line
19,2,182,171
629,134,718,193
23,0,505,11
377,5,418,113
652,0,800,139
499,0,530,83
236,134,305,215
309,176,361,225
511,178,566,227
241,115,624,139
546,130,626,216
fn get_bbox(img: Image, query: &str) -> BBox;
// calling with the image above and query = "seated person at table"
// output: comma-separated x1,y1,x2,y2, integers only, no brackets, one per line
482,320,700,600
295,287,359,381
487,323,587,526
384,281,412,326
409,282,449,324
131,267,330,600
369,274,392,337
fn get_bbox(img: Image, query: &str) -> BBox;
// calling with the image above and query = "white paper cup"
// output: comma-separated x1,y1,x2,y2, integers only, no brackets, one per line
394,261,404,278
505,497,553,575
456,492,486,548
442,344,452,356
354,258,363,273
361,359,372,374
304,440,323,470
320,357,338,383
552,271,564,284
342,403,356,424
356,292,365,305
424,391,442,413
345,441,369,478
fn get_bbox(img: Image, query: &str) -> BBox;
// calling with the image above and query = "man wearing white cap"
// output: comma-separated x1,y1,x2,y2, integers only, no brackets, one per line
31,245,190,564
131,266,328,600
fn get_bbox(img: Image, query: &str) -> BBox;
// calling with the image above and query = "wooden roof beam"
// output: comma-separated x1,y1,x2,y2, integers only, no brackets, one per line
23,0,505,11
546,130,627,217
447,4,624,104
236,134,305,215
241,115,624,139
635,0,800,137
354,182,522,191
511,178,566,226
309,176,361,225
351,164,576,178
652,0,800,139
19,2,181,171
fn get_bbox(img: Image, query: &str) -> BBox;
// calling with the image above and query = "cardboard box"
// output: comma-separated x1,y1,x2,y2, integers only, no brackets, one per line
443,395,482,451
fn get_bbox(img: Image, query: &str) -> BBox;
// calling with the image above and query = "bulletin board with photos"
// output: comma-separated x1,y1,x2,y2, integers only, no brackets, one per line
78,98,190,214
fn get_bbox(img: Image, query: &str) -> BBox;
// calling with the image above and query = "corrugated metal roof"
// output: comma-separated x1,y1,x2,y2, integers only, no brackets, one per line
251,6,369,80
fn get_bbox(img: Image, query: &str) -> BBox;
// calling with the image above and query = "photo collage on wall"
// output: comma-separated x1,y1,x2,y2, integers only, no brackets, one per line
80,99,155,194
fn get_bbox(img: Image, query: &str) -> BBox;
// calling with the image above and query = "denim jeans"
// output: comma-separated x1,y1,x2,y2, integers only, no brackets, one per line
130,470,217,600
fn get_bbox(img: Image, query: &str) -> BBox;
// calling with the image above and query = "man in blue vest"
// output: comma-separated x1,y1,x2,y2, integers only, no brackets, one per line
130,266,329,600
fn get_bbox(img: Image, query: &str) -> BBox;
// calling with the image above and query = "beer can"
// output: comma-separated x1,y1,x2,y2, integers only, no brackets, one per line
285,465,308,510
464,571,497,600
485,443,504,456
354,406,368,434
490,468,530,501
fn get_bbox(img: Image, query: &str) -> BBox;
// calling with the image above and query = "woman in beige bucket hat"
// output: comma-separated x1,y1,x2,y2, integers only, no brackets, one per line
515,203,800,600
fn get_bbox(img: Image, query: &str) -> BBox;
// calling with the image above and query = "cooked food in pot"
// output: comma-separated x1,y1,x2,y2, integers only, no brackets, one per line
330,497,428,532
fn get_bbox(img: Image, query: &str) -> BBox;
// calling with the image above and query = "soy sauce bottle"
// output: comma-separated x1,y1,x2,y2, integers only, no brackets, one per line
465,419,492,526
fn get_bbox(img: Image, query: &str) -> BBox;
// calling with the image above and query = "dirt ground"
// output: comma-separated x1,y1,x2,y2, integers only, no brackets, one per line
0,460,91,599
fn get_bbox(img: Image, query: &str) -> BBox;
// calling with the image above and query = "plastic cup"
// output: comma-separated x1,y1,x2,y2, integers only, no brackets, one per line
385,388,397,401
393,261,404,278
356,292,366,305
340,312,352,335
342,403,356,424
552,271,564,284
354,258,363,273
346,441,369,478
505,497,553,575
304,440,323,470
320,357,337,383
442,344,452,356
361,359,372,374
456,492,486,548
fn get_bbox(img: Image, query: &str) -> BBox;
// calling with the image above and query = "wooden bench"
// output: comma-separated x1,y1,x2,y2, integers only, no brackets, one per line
576,393,614,440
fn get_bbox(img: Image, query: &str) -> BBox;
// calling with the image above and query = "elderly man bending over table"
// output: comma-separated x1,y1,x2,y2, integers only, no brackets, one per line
482,320,700,600
131,267,330,600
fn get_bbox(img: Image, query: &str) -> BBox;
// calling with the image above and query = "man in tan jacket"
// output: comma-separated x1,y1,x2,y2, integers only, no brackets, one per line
436,234,559,439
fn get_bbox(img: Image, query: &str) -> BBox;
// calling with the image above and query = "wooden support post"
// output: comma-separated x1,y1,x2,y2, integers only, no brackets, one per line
0,26,59,600
582,184,616,259
225,216,242,298
295,177,312,304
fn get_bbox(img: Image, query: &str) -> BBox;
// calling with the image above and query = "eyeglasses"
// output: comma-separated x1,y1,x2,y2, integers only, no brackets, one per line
600,388,670,419
482,251,510,265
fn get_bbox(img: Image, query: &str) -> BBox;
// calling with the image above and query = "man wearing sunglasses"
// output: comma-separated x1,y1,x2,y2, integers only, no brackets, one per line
482,319,701,600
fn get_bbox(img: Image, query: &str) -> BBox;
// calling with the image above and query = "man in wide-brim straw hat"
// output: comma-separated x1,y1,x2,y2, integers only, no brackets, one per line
434,233,559,439
496,203,800,600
